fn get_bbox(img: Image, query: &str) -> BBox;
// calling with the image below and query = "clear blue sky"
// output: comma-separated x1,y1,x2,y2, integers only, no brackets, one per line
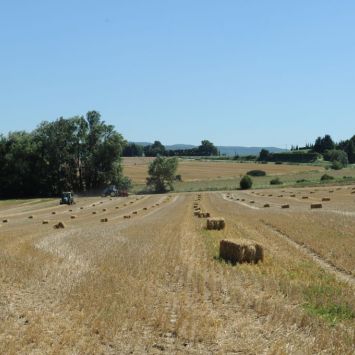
1,0,354,147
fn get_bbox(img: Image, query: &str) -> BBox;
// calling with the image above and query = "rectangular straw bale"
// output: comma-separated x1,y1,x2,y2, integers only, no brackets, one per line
311,203,322,209
207,217,225,230
322,198,331,202
219,239,263,264
263,204,270,208
281,204,290,209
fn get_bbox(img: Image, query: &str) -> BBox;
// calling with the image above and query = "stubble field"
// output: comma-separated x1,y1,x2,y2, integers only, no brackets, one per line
0,183,354,353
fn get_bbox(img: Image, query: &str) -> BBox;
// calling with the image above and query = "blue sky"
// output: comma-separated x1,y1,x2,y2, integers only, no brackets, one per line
1,0,354,147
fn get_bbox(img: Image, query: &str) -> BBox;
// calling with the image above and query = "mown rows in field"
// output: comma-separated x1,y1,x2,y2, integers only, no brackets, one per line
0,186,354,353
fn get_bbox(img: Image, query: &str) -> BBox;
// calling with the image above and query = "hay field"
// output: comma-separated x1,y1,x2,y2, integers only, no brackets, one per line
123,157,323,184
0,187,354,353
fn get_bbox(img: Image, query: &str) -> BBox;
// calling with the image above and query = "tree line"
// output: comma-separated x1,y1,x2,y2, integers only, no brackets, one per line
0,111,129,198
259,134,355,168
123,140,218,157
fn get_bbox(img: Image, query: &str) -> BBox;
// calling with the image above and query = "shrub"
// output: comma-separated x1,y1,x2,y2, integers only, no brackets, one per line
270,178,283,185
240,175,253,189
247,170,266,177
320,174,334,181
331,161,343,170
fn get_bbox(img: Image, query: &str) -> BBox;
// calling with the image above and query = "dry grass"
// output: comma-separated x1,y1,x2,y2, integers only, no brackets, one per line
123,157,323,183
0,191,353,353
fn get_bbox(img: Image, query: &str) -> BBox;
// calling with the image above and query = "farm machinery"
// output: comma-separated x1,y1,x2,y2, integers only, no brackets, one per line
60,191,75,205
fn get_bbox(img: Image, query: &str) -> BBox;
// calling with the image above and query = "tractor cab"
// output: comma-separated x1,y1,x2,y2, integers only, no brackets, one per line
60,191,74,205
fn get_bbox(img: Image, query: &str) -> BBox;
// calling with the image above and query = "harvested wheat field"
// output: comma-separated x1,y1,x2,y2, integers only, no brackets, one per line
123,157,323,183
0,188,354,353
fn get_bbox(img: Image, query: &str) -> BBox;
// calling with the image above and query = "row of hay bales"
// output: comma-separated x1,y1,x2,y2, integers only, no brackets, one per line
200,195,264,264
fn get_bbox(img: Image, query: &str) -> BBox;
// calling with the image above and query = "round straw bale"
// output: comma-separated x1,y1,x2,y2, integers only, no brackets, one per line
241,199,245,202
302,196,308,199
92,211,96,214
311,203,322,209
115,206,119,209
70,215,77,219
322,198,331,202
100,202,103,204
124,215,131,219
263,204,270,208
268,194,273,197
132,211,138,215
54,222,65,229
69,209,73,212
143,207,148,210
102,208,107,212
250,201,255,204
100,218,108,222
92,204,96,207
28,215,33,219
52,211,56,215
281,204,290,209
42,220,49,224
80,207,84,210
290,194,296,197
3,219,8,223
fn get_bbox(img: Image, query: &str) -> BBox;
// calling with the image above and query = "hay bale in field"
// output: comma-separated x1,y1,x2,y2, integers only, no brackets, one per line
70,215,77,219
3,219,8,223
143,207,148,210
322,198,331,202
80,207,84,210
102,208,107,212
132,211,138,215
281,204,290,209
42,220,49,224
278,195,283,198
100,201,103,204
54,222,65,229
130,201,134,204
69,209,73,212
52,211,56,215
263,204,270,208
241,199,245,202
329,190,334,193
268,194,273,197
219,239,263,265
100,218,108,222
250,201,255,204
310,191,314,194
92,204,96,207
115,206,119,209
351,191,355,194
28,215,33,219
156,203,160,206
124,215,131,219
206,217,225,230
290,194,296,197
194,211,201,216
311,203,322,209
92,211,97,214
198,212,210,218
302,196,308,199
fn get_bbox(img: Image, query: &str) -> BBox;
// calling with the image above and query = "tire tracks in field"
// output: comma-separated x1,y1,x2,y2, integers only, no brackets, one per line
261,220,355,288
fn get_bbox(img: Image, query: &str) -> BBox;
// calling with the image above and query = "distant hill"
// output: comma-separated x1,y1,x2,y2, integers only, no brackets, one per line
132,142,286,156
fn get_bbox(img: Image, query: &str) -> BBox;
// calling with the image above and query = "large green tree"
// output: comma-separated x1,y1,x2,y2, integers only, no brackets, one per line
0,111,127,197
146,157,178,193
